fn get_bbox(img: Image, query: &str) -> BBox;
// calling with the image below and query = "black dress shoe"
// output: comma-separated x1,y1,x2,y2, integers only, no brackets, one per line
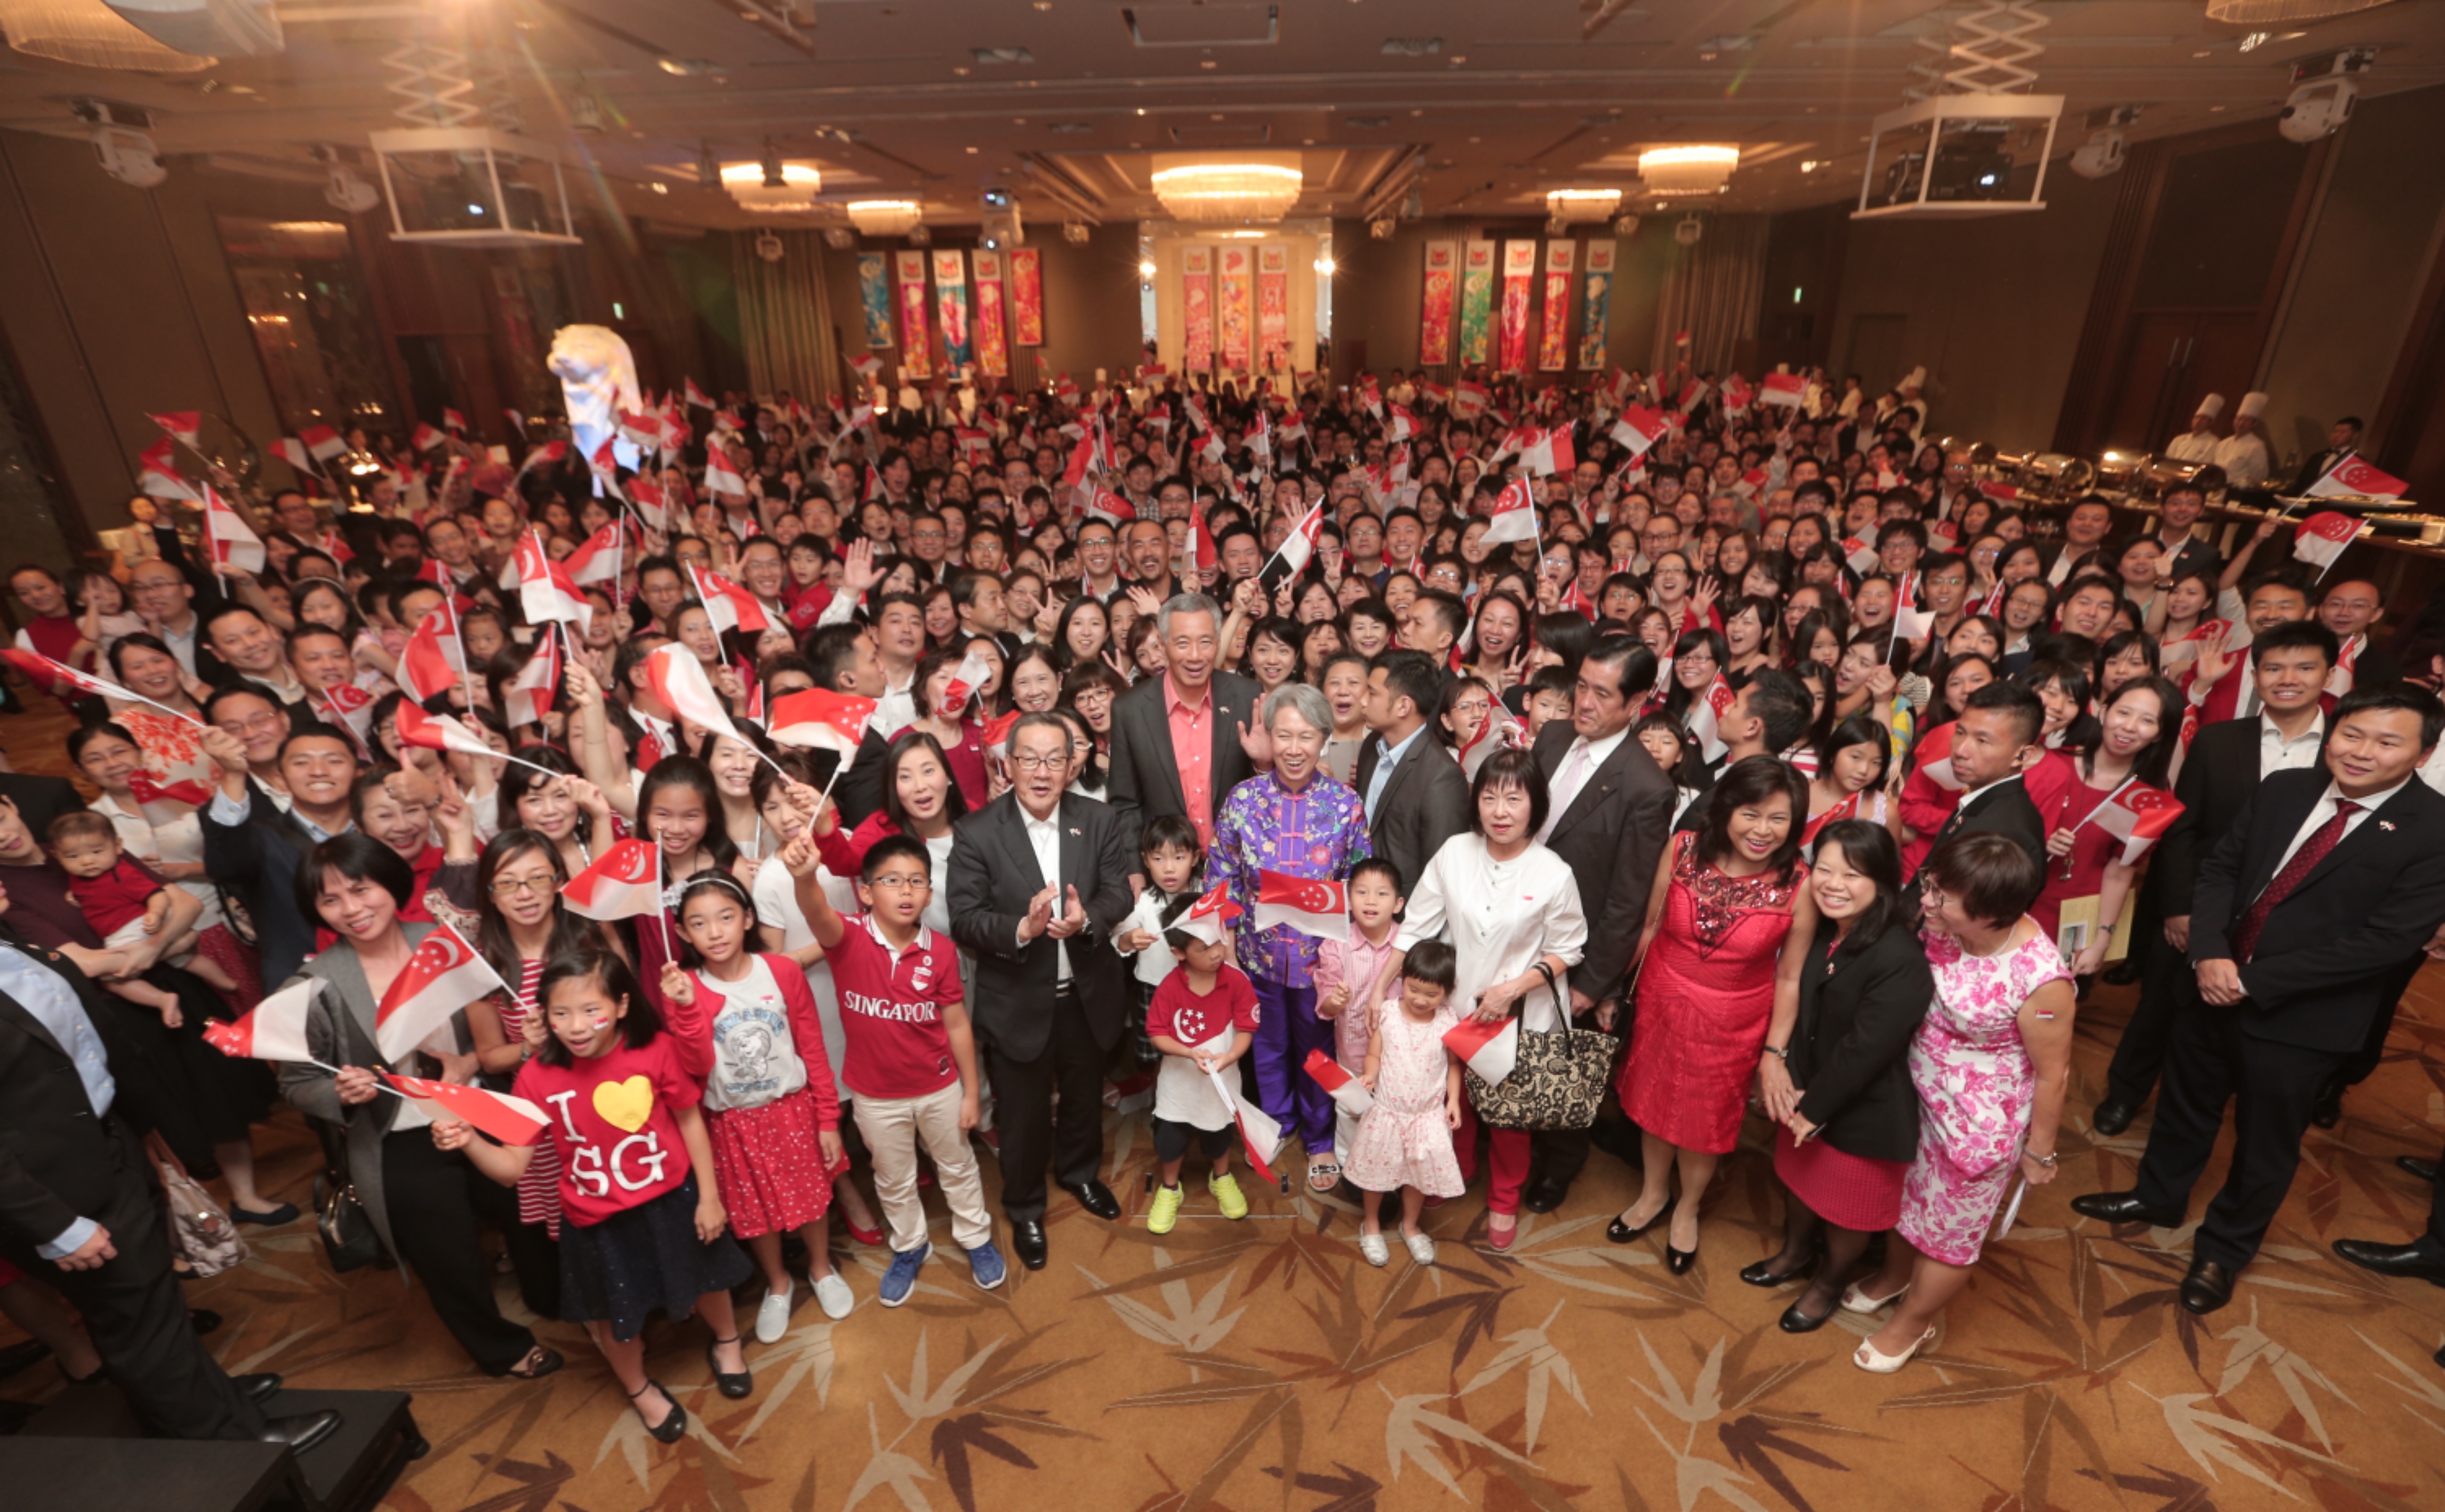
2179,1258,2236,1315
2332,1236,2445,1285
1738,1256,1814,1288
2310,1085,2344,1129
259,1409,343,1454
1665,1244,1698,1277
1010,1218,1048,1270
1062,1181,1121,1221
1605,1208,1663,1245
704,1337,752,1399
233,1372,282,1404
1778,1298,1835,1334
2091,1097,2137,1138
1521,1176,1570,1214
2070,1191,2184,1228
2397,1156,2439,1184
188,1308,223,1335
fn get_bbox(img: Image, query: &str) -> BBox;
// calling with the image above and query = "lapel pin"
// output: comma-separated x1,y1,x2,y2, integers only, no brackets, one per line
2379,819,2397,831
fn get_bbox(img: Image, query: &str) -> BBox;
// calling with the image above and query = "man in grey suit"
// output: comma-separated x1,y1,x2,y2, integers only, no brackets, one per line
1351,649,1473,896
947,714,1138,1271
1105,592,1267,851
1524,635,1678,1210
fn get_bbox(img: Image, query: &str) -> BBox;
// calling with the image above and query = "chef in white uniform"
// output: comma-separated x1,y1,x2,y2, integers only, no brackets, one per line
2213,391,2272,487
2164,393,2223,465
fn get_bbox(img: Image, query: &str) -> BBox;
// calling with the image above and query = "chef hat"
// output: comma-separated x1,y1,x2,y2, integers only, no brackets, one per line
2237,391,2269,420
2194,393,2226,418
1167,882,1242,948
1900,366,1926,391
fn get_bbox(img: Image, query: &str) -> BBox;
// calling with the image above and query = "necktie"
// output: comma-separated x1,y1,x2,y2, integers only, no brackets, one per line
1538,741,1591,843
2230,800,2358,963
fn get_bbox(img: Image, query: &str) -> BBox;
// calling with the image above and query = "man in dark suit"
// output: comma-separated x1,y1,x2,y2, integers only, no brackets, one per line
2096,621,2337,1135
1522,635,1679,1210
1351,649,1472,896
1106,592,1265,851
947,713,1138,1271
2288,415,2363,494
0,907,332,1447
2074,686,2445,1314
2316,580,2404,693
1913,682,2048,877
198,721,360,988
2150,484,2222,586
0,771,85,845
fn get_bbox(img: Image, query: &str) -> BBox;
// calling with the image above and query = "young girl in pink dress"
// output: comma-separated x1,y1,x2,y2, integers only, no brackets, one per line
1345,940,1465,1269
1846,831,2076,1374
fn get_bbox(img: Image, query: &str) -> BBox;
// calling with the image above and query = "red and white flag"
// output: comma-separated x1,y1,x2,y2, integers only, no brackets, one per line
299,424,347,461
1453,380,1489,418
200,486,265,575
311,681,376,754
644,643,745,746
1273,499,1326,577
1978,480,2022,505
396,701,499,764
2305,457,2407,500
1915,720,1968,793
382,1072,549,1146
316,528,355,566
1760,371,1806,408
1481,476,1539,548
1442,1014,1519,1088
1254,871,1347,941
147,411,201,448
411,422,447,452
616,408,663,455
374,921,509,1061
703,445,748,501
769,687,876,756
690,565,772,637
395,602,461,704
0,649,165,711
1686,674,1737,763
1205,1063,1282,1185
1088,489,1135,526
940,646,995,718
562,522,627,587
138,437,197,500
563,838,665,922
1610,406,1668,459
1178,509,1218,582
1677,379,1711,411
500,633,562,728
1892,604,1938,644
849,354,882,380
201,979,319,1063
683,378,715,410
268,437,318,478
1304,1048,1373,1117
442,407,468,434
625,475,668,532
515,532,592,631
1458,700,1526,781
1841,536,1882,576
2292,511,2360,571
2091,782,2183,867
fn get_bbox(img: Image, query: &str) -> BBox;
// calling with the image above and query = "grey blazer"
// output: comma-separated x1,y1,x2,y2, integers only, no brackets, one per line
1105,670,1263,850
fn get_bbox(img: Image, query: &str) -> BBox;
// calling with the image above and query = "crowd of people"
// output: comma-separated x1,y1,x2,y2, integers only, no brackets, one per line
4,358,2445,1448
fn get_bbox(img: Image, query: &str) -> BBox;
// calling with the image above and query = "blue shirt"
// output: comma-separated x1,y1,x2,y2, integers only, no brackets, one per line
0,944,115,1259
1363,727,1422,823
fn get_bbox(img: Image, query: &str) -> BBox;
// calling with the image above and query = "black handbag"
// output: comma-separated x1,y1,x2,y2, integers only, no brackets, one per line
314,1168,383,1272
1462,967,1617,1131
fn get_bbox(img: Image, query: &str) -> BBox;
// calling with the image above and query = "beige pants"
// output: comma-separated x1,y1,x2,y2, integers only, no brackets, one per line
854,1081,994,1255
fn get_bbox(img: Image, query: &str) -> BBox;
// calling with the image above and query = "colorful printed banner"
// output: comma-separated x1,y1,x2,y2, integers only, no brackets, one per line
1007,247,1044,346
933,250,972,371
1257,244,1290,372
972,249,1010,377
1499,241,1537,373
1539,240,1575,373
894,250,931,380
857,253,893,349
1578,239,1615,370
1218,245,1253,371
1459,241,1495,366
1420,241,1457,366
1182,244,1214,371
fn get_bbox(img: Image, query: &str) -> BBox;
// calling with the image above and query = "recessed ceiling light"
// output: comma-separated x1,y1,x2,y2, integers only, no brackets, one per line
953,66,971,75
1211,114,1224,121
1034,0,1052,8
2210,105,2227,112
966,146,979,153
2194,50,2212,58
650,182,668,195
1449,56,1466,66
1200,59,1216,69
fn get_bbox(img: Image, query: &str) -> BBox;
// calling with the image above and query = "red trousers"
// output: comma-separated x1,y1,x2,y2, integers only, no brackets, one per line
1452,1094,1532,1215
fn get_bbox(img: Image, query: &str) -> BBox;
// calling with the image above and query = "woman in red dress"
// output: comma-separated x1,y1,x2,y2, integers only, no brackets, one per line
2029,676,2180,978
1604,757,1816,1273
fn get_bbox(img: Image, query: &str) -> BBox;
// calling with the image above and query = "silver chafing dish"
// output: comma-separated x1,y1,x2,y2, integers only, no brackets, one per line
2094,449,2147,492
2132,457,2226,500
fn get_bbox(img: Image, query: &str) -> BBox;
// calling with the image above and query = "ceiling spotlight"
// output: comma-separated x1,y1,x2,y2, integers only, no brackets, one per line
908,224,932,246
1062,220,1089,244
1369,216,1396,240
760,137,785,189
823,225,856,249
1545,216,1568,235
1138,258,1157,276
696,142,720,189
1674,214,1704,247
1612,214,1639,236
1314,257,1337,275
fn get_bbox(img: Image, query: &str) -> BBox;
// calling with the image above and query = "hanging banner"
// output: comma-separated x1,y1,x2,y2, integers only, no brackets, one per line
857,253,894,349
933,251,972,371
1218,244,1253,371
1182,244,1214,372
971,249,1010,377
1007,247,1045,346
1539,240,1575,373
1499,241,1537,374
1578,239,1615,371
1257,244,1290,372
1420,241,1457,367
894,250,931,380
1458,241,1495,367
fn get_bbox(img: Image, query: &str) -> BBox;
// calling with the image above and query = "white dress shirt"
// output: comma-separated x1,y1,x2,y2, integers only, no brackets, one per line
1020,803,1071,981
1537,727,1629,844
872,672,918,742
2257,711,2325,778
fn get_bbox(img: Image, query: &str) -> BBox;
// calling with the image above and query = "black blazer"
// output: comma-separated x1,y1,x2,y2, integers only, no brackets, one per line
946,791,1137,1061
1351,726,1472,900
0,773,86,843
2152,715,2293,913
199,778,326,989
2190,767,2445,1053
1531,721,1679,1001
1929,775,2046,876
1106,670,1261,850
2157,532,2221,587
1788,921,1936,1164
0,923,157,1262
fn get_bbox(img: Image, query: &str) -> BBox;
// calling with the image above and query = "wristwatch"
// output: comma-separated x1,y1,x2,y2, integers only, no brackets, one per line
1763,1044,1790,1061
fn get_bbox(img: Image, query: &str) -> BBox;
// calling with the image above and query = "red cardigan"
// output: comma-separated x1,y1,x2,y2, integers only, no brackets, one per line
658,950,842,1131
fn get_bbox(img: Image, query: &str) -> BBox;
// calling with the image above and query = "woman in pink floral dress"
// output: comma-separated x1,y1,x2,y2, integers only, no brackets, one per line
1847,831,2076,1374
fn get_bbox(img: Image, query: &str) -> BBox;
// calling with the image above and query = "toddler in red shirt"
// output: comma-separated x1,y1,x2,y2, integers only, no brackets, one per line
1143,885,1261,1236
46,811,237,1017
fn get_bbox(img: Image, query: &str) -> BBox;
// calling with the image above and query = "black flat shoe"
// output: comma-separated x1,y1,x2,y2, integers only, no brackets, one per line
2179,1258,2236,1315
1011,1218,1049,1270
2397,1156,2439,1184
630,1380,688,1443
1605,1208,1664,1245
1738,1256,1814,1288
1666,1244,1698,1276
1778,1298,1836,1333
230,1202,300,1227
705,1336,753,1399
2091,1097,2137,1138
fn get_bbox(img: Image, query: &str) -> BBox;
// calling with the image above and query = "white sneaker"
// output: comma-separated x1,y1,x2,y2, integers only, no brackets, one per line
753,1282,793,1344
1358,1230,1391,1267
812,1271,855,1320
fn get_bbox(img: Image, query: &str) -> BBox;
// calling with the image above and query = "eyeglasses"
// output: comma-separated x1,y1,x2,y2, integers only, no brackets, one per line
223,713,285,736
867,873,930,891
1010,753,1068,772
489,875,558,897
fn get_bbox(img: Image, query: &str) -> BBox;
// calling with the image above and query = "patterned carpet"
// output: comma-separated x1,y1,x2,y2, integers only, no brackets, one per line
4,703,2444,1511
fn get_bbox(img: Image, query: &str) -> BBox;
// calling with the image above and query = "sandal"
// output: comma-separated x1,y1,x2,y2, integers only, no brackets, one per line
504,1344,563,1380
1306,1157,1341,1193
1841,1281,1911,1314
628,1379,688,1444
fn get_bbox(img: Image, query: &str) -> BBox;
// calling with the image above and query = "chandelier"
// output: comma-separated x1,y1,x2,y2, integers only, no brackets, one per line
721,162,819,213
0,0,214,70
846,199,923,237
1546,188,1622,225
1638,145,1740,198
2205,0,2386,18
1150,162,1303,223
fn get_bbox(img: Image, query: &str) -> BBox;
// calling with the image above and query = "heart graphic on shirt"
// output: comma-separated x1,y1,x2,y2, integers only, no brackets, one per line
592,1075,654,1133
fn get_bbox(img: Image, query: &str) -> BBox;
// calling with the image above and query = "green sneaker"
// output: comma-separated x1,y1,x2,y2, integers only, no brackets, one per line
1148,1181,1186,1235
1209,1171,1249,1220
